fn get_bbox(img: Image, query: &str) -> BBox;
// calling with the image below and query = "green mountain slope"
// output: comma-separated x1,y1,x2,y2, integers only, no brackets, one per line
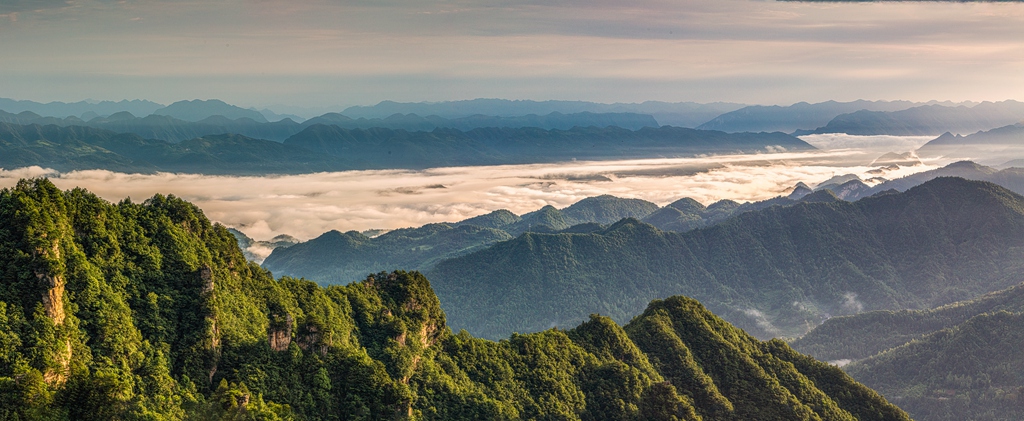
844,311,1024,421
262,224,514,284
426,177,1024,340
789,280,1024,421
0,179,908,421
791,281,1024,362
261,195,658,283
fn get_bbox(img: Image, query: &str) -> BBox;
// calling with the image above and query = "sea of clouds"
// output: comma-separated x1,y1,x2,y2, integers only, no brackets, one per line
0,135,946,241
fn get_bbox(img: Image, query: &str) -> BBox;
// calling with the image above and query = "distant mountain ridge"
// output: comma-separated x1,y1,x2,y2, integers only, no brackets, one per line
425,178,1024,340
341,98,746,128
152,99,270,123
801,100,1024,136
696,100,929,133
0,108,660,143
0,97,164,118
0,122,811,174
260,161,1024,294
261,195,663,283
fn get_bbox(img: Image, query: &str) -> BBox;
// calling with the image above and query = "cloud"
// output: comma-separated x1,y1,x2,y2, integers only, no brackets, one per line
0,138,943,241
742,308,781,335
841,292,865,313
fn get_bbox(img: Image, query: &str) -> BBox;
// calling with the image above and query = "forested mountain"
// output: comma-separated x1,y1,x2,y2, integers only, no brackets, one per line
0,123,337,174
801,101,1024,136
0,110,304,143
788,280,1024,421
0,108,661,143
262,224,514,285
695,100,924,133
262,196,660,283
791,281,1024,362
0,179,909,420
0,122,813,174
426,178,1024,340
844,311,1024,421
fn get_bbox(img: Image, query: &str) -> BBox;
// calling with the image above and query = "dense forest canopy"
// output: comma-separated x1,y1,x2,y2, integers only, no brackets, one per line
0,179,908,420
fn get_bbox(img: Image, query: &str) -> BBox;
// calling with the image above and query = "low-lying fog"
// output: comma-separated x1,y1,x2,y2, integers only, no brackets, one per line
0,135,947,241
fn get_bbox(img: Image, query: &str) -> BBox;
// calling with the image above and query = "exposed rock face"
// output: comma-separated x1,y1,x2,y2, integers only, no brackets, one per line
200,265,214,294
38,272,66,326
198,265,221,383
297,324,329,356
268,313,293,352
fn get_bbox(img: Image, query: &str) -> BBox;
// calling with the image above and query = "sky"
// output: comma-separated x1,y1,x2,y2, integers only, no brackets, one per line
2,0,1024,109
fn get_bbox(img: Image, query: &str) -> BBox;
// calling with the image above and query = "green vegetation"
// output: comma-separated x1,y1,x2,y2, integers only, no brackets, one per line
790,281,1024,421
844,311,1024,421
791,281,1024,362
263,224,513,285
262,195,661,283
0,179,909,420
427,177,1024,340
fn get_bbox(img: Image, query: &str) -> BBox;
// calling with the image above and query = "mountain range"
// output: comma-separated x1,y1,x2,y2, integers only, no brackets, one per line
0,179,909,420
0,122,812,174
340,99,746,128
915,123,1024,165
791,281,1024,421
800,101,1024,136
0,108,661,144
261,195,663,284
422,177,1024,340
696,100,929,133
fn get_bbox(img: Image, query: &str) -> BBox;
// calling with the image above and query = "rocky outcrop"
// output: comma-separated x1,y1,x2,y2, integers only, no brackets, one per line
268,313,293,352
297,324,329,356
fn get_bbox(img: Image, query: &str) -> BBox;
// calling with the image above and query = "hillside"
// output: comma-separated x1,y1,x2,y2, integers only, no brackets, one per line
262,195,659,283
845,311,1024,421
0,179,908,421
791,281,1024,362
426,177,1024,340
262,224,514,284
790,280,1024,421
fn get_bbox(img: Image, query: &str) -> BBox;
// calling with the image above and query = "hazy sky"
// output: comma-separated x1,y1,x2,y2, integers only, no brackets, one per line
2,0,1023,108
